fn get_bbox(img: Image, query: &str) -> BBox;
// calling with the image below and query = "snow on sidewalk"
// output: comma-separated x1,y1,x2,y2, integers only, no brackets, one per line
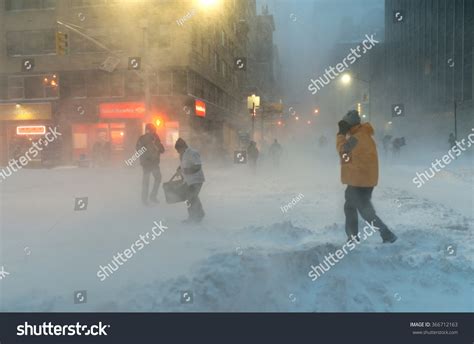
0,156,472,312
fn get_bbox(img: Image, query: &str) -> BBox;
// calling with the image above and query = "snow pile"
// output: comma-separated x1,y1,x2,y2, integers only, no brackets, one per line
237,221,313,247
1,153,472,312
94,220,473,312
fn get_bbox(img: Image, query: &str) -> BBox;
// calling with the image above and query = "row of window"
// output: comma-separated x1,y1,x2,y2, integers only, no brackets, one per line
190,71,240,112
3,0,122,11
5,0,55,11
1,71,170,100
5,27,170,56
4,0,180,11
0,70,241,112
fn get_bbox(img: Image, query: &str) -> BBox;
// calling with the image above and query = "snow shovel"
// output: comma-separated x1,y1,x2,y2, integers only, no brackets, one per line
163,172,188,204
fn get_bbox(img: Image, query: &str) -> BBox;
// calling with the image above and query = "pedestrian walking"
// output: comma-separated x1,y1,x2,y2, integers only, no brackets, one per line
247,141,259,174
336,110,397,244
175,138,205,224
136,123,165,205
269,139,283,167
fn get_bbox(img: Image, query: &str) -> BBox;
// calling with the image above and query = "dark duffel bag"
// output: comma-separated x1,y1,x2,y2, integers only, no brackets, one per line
163,172,188,204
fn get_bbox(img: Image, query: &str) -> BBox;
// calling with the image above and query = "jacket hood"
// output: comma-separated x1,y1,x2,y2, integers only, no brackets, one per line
350,122,374,136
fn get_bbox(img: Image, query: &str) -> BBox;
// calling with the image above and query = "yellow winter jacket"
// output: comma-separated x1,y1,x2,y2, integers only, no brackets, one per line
336,123,379,187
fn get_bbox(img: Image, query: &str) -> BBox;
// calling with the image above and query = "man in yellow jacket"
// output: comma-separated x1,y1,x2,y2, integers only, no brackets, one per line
337,110,397,244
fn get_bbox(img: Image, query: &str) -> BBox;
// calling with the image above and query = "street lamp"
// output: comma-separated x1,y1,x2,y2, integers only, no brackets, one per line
340,73,371,122
247,94,260,140
341,73,352,85
198,0,218,7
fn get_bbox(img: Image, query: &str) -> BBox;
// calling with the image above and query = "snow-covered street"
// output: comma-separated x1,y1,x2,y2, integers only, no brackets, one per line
0,150,473,312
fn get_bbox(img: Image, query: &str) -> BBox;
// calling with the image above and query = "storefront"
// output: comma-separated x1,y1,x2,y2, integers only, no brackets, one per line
70,101,181,165
0,103,56,166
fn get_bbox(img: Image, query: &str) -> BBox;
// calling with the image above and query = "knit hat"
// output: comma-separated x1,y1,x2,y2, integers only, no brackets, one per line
175,138,188,150
342,110,361,127
145,123,156,133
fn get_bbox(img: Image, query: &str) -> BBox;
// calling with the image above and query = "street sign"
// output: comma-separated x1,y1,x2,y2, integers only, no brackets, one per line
16,126,46,136
100,56,120,73
247,95,260,110
263,102,284,114
195,100,206,117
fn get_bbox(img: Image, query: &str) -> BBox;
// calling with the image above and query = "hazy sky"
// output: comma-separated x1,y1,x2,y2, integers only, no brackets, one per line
257,0,385,104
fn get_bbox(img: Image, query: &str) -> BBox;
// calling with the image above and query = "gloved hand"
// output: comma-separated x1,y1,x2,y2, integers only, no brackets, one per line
338,120,351,135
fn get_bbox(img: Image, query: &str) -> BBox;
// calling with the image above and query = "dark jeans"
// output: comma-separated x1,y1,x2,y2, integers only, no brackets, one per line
142,164,162,202
344,185,393,241
186,183,205,221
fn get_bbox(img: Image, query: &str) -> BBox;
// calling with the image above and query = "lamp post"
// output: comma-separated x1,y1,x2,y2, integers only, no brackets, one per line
454,101,458,140
247,94,260,140
340,73,372,122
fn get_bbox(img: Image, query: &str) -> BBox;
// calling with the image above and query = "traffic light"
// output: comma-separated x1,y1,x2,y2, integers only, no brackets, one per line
155,118,163,127
56,31,69,56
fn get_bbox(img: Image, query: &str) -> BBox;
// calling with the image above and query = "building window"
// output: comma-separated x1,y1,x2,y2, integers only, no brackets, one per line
158,24,171,48
125,73,143,96
207,45,212,65
70,0,116,7
214,52,219,72
8,77,24,99
87,73,109,98
5,0,56,11
70,32,104,54
0,77,8,100
110,73,124,97
173,71,187,95
25,77,45,99
221,61,227,79
221,30,226,46
158,71,172,95
6,30,55,56
86,72,124,98
8,75,59,100
61,72,86,98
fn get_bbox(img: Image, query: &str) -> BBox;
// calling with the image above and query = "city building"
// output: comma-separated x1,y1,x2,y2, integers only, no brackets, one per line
383,0,473,139
246,4,282,143
0,0,279,165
